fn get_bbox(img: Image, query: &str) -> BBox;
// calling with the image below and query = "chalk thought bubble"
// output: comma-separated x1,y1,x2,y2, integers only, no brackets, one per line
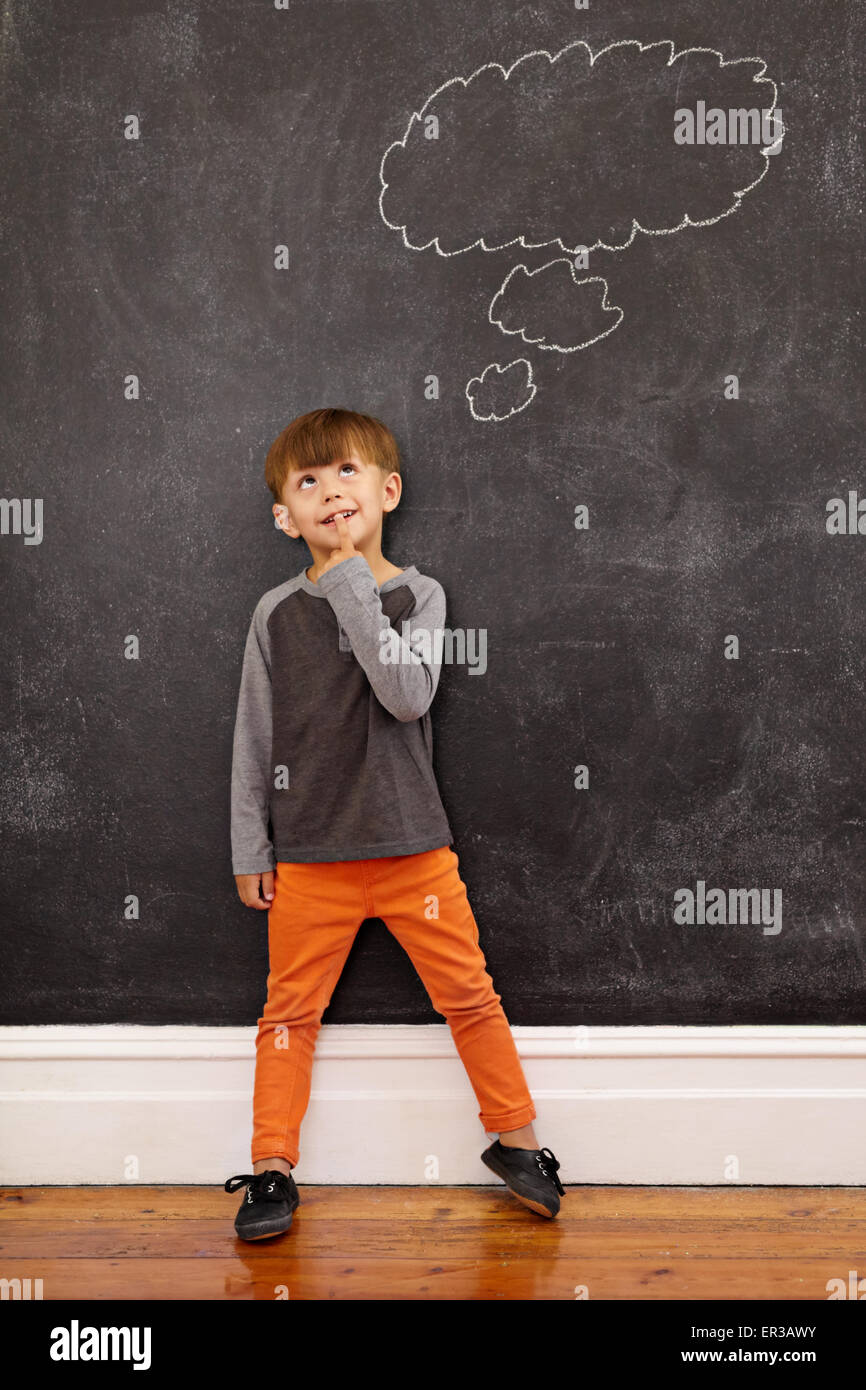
379,37,783,420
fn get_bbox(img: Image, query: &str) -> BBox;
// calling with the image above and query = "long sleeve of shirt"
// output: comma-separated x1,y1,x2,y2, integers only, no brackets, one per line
230,599,276,876
315,554,445,722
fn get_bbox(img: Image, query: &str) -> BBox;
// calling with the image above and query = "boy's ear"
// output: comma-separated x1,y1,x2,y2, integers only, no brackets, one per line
273,504,301,538
382,471,402,513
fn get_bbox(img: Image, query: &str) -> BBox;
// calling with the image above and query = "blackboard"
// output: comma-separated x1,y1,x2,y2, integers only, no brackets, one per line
2,0,863,1026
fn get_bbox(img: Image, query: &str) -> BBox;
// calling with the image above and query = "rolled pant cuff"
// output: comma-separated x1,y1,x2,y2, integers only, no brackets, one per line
251,1141,298,1168
480,1101,537,1133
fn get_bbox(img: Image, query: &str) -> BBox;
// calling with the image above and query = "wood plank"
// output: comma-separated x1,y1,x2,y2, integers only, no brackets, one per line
3,1220,866,1259
0,1256,852,1300
4,1185,865,1219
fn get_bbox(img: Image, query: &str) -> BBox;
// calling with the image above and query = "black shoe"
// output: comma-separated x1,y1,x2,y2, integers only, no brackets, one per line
480,1141,566,1218
224,1170,300,1241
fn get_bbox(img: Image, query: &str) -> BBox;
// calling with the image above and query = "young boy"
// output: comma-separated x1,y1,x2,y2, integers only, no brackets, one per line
224,408,565,1239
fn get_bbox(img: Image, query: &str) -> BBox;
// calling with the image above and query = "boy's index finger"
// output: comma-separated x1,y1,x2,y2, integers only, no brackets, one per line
333,510,355,548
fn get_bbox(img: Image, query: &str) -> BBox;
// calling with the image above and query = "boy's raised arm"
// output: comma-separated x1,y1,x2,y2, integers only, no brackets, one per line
316,554,446,723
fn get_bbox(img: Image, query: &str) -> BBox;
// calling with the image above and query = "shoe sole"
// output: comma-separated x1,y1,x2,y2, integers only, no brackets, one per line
481,1150,559,1218
234,1199,300,1241
235,1222,291,1240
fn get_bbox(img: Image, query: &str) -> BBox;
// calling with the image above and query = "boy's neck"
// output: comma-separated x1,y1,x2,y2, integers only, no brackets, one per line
306,546,404,590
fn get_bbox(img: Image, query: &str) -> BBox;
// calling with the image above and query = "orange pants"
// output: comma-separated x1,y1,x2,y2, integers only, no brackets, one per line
250,845,537,1168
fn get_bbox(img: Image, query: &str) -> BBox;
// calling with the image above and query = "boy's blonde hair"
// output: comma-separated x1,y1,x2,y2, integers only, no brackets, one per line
265,408,401,505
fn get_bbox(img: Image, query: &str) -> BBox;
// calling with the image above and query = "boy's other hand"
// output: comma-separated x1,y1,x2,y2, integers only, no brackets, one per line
318,509,363,578
235,871,275,908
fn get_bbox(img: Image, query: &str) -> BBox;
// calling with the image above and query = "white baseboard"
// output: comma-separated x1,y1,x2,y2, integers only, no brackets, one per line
1,1025,865,1185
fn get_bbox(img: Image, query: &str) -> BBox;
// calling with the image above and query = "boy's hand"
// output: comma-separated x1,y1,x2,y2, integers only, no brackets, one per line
318,510,363,577
235,871,275,909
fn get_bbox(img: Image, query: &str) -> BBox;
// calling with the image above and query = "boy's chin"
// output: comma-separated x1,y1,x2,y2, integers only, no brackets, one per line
306,529,364,551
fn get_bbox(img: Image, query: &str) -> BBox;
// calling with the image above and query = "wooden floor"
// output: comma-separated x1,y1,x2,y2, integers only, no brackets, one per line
2,1184,864,1299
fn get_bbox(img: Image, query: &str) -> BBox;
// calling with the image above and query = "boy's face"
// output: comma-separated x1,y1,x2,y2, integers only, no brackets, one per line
273,450,401,557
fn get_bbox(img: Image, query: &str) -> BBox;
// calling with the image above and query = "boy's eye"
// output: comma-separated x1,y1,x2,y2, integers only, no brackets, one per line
299,464,356,488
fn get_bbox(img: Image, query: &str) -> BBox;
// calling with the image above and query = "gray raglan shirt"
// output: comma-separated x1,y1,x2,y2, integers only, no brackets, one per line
230,553,454,870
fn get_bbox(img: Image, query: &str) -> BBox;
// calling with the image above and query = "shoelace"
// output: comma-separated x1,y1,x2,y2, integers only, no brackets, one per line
224,1172,291,1203
534,1147,565,1196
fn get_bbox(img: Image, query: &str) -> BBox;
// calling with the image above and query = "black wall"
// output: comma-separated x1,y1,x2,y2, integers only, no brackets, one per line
2,0,863,1025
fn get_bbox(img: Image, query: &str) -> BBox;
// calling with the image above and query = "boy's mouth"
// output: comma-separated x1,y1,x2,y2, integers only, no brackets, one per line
320,508,357,527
